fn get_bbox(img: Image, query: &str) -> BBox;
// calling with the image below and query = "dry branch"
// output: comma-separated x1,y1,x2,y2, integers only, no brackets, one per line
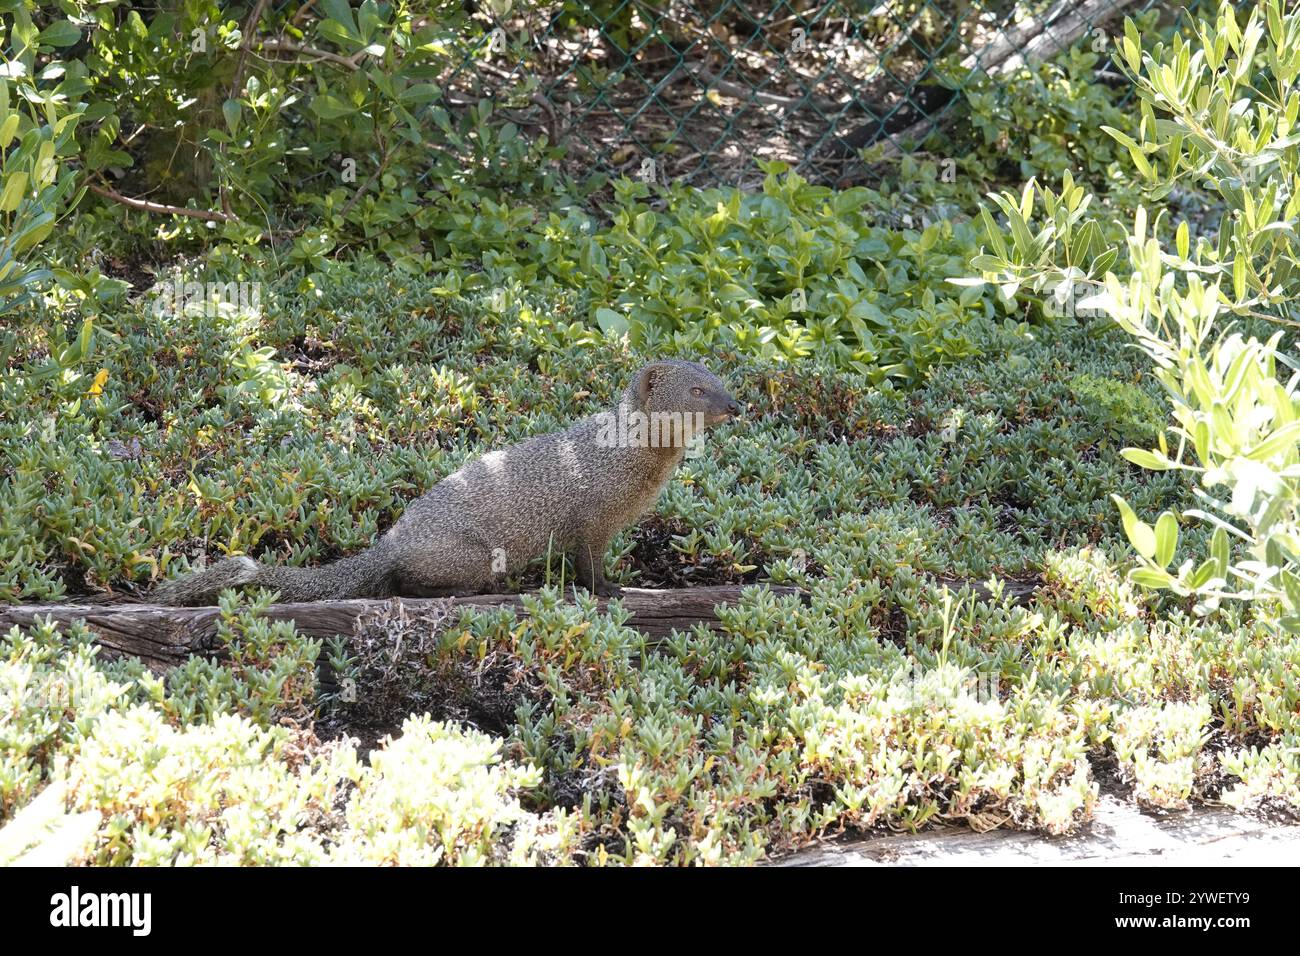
87,182,240,223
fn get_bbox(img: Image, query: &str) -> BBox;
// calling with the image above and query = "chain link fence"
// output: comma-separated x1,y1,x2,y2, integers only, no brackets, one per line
429,0,1183,187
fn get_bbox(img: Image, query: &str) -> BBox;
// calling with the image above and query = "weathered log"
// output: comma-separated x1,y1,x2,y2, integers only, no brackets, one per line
934,573,1039,607
0,585,806,671
0,571,1042,672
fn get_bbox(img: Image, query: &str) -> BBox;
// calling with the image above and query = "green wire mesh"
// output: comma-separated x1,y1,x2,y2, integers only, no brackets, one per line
430,0,1184,187
228,0,1188,188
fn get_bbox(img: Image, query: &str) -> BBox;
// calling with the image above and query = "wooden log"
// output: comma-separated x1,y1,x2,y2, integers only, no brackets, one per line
0,585,806,671
933,573,1039,607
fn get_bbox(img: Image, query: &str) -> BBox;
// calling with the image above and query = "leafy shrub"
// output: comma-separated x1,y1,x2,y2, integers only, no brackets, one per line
64,706,350,865
421,158,1005,378
1111,699,1213,808
159,590,322,727
0,7,88,318
333,715,578,866
0,617,125,818
971,0,1300,631
11,0,564,272
2,614,573,865
956,42,1134,189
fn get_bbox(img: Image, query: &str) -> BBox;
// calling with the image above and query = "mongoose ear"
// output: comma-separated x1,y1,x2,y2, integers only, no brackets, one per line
634,362,670,407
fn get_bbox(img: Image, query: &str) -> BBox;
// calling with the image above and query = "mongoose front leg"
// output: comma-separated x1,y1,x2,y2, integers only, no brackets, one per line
573,538,621,598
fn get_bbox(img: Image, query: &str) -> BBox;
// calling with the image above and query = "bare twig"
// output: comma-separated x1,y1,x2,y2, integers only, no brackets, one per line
221,0,272,218
257,38,361,70
88,181,239,223
336,143,392,221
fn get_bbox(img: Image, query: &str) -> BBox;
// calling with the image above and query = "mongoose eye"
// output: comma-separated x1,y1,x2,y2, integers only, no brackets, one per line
691,387,704,397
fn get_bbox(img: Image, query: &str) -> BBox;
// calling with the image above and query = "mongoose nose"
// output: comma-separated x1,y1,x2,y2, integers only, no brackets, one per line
727,400,742,417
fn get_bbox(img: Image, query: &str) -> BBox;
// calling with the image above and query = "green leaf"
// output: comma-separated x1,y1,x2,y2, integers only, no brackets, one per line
37,21,81,47
1101,126,1140,152
1188,558,1219,589
1154,511,1178,567
1130,567,1175,589
77,318,94,361
1121,447,1174,470
1123,17,1142,72
320,0,359,36
1127,145,1155,180
1282,570,1300,614
0,171,27,212
1246,421,1300,462
1211,527,1229,576
310,94,354,120
1111,494,1156,560
222,99,242,136
595,308,628,336
979,206,1007,259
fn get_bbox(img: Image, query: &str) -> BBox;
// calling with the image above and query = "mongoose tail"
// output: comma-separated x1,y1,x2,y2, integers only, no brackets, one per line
153,550,395,606
151,556,260,606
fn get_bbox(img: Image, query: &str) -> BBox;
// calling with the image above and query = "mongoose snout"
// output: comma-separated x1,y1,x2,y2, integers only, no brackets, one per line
153,358,742,605
692,386,742,426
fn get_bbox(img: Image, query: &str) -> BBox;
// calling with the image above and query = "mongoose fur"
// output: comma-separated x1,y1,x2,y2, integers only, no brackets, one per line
152,360,741,605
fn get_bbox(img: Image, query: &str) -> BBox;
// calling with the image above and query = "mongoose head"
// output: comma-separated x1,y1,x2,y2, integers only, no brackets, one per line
628,359,742,430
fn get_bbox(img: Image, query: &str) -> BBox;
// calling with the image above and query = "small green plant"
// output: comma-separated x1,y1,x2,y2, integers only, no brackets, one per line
334,715,578,866
0,780,100,866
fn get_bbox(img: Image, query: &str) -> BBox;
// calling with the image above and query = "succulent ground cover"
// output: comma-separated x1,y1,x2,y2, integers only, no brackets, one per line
6,270,1297,865
4,1,1299,866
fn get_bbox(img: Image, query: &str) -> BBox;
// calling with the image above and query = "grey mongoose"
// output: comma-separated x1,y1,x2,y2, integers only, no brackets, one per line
153,359,742,605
